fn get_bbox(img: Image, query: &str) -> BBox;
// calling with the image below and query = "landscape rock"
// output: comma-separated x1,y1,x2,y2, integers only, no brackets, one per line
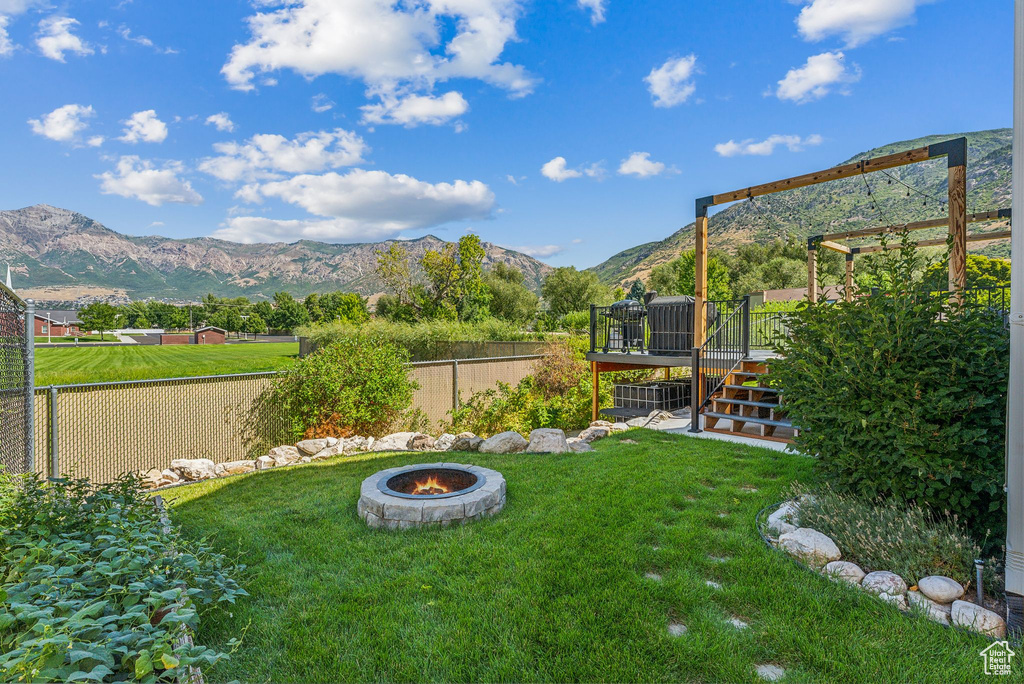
908,590,951,625
451,432,483,452
567,438,594,453
578,425,612,442
861,571,908,597
311,444,343,460
269,445,301,465
625,416,650,428
255,455,276,470
219,459,257,475
160,469,181,485
767,501,800,537
409,433,436,451
142,468,177,488
300,456,312,463
589,420,613,428
371,432,417,452
479,431,529,454
951,600,1006,637
169,458,218,481
325,436,338,446
342,436,370,453
526,428,570,453
823,561,866,585
296,438,329,455
917,575,965,604
435,433,457,451
878,592,908,610
608,422,629,432
778,528,841,567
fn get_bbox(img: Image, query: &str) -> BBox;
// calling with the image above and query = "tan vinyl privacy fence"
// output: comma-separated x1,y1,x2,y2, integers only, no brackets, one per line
32,355,543,483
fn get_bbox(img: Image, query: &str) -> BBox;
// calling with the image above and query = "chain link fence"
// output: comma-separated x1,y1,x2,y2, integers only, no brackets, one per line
32,355,544,483
0,285,33,475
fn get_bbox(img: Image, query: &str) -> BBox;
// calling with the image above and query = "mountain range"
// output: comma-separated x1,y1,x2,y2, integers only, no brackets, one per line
588,128,1012,287
0,204,551,304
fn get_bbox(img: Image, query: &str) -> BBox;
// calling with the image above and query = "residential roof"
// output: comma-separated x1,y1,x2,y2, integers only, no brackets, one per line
195,326,227,333
35,310,82,324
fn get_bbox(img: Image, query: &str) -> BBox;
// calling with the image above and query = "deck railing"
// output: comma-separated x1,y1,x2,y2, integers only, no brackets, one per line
689,296,750,432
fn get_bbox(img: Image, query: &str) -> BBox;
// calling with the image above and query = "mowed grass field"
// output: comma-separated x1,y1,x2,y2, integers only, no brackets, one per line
34,342,299,385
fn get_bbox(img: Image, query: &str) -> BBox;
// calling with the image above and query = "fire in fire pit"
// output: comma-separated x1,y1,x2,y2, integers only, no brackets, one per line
380,466,483,499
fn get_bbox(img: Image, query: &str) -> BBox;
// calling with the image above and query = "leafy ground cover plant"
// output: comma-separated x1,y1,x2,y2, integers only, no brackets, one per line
0,474,245,682
251,336,418,440
769,235,1009,549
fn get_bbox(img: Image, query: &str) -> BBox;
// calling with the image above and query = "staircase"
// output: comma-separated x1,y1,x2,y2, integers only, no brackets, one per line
698,360,798,443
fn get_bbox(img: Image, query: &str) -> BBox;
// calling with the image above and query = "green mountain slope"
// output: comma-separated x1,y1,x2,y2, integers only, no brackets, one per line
589,129,1012,286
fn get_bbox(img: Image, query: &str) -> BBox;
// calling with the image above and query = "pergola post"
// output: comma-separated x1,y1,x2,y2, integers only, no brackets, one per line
694,197,712,348
945,138,968,292
807,238,819,302
845,254,854,302
591,361,599,422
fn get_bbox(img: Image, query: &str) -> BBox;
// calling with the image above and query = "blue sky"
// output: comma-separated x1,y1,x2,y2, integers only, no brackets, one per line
0,0,1013,268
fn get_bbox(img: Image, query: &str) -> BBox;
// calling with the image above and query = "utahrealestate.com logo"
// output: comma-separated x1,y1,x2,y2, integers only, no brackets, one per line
980,641,1015,676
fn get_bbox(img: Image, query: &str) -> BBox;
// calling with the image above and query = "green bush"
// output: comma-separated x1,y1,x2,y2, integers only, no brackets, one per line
790,484,989,587
0,474,245,682
558,310,591,332
254,336,417,439
769,239,1009,546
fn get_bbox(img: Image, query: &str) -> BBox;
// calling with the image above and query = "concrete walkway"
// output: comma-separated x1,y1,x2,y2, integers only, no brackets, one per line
645,412,798,453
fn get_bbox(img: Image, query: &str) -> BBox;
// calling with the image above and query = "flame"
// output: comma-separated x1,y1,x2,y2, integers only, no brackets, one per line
412,474,450,496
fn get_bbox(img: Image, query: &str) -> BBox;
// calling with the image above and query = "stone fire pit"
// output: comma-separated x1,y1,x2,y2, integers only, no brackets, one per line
358,463,506,530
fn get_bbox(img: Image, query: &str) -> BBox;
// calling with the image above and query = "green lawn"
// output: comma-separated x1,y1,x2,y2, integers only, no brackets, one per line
166,431,994,683
34,335,108,343
34,342,299,385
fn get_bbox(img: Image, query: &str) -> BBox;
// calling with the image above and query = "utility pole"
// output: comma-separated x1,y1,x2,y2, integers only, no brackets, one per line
1006,0,1024,635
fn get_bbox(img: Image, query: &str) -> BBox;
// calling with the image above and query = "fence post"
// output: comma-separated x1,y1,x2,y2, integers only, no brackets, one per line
741,295,751,359
452,360,459,414
24,299,34,472
689,347,702,433
48,386,58,478
589,305,597,353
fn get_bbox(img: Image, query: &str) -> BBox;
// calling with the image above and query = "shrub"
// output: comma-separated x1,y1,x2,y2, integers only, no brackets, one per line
0,474,245,682
255,336,417,439
558,310,591,332
769,237,1009,546
790,484,990,589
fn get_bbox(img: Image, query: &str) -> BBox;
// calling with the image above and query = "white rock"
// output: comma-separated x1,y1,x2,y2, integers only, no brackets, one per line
255,455,276,470
625,417,649,428
917,575,964,604
861,571,907,597
269,445,301,465
526,428,570,453
311,444,342,460
578,426,612,442
219,459,256,475
409,433,436,450
778,528,841,567
435,433,457,451
951,600,1006,637
296,438,329,455
325,436,338,446
567,438,594,453
142,468,167,488
370,432,417,452
878,592,908,610
451,432,483,452
823,561,865,585
608,422,629,432
169,458,218,481
908,590,951,625
160,469,180,484
479,431,528,454
767,501,800,537
342,436,370,453
756,664,786,682
589,420,613,428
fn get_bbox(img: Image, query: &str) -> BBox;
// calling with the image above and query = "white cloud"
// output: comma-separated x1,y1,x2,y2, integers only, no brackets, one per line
0,0,49,12
541,156,581,182
36,16,93,61
617,152,676,178
645,54,698,107
714,133,824,157
28,104,95,143
509,244,563,258
119,110,169,143
117,24,177,54
577,0,606,25
199,128,367,183
0,16,14,56
87,135,104,147
213,168,495,243
795,0,935,47
361,90,468,127
205,112,235,133
776,51,860,103
311,93,334,113
96,156,203,206
221,0,536,125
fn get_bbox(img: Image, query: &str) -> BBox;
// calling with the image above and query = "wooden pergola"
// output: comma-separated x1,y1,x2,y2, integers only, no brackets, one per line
693,137,970,346
808,209,1011,301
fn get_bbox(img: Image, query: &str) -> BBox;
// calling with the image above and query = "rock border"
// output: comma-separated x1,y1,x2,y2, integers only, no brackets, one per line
755,499,1006,639
357,463,506,530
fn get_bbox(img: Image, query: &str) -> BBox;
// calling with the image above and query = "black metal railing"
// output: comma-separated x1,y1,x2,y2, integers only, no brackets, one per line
590,301,649,354
690,297,750,432
750,311,793,350
589,299,729,356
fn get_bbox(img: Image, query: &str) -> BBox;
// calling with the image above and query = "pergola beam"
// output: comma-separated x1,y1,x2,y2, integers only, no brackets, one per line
820,209,1010,242
818,240,851,254
852,230,1012,254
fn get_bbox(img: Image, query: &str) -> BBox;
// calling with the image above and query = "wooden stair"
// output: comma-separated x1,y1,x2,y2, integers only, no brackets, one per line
699,361,798,443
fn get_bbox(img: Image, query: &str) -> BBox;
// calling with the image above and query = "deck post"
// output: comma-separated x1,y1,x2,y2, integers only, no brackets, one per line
689,347,701,433
845,254,854,302
741,295,751,359
591,361,599,422
947,138,968,294
807,238,819,302
694,198,712,349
